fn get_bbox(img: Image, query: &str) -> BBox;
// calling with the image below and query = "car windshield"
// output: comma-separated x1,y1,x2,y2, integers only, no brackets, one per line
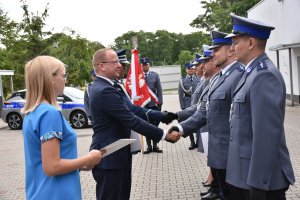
64,87,84,100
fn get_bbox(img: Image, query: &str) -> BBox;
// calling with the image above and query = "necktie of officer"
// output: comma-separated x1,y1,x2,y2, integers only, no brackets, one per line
190,76,193,82
144,73,148,80
206,71,222,111
209,71,221,90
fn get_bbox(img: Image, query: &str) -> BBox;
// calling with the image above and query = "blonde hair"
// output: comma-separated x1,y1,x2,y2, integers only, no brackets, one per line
92,48,113,69
22,56,65,114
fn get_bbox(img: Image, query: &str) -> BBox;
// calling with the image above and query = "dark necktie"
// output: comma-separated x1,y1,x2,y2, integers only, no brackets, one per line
113,82,119,89
113,80,121,89
190,76,193,82
209,73,219,89
144,73,148,80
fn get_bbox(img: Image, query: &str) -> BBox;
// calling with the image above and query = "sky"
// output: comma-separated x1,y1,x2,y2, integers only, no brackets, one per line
0,0,205,46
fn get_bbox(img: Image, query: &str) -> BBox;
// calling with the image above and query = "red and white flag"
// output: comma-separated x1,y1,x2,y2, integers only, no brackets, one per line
125,48,158,107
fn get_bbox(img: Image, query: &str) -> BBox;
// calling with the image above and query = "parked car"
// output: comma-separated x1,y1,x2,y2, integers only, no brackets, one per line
1,87,90,130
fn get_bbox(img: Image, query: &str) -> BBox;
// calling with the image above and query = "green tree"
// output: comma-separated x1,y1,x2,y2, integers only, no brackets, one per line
0,7,18,49
0,1,106,96
48,32,105,87
184,32,211,53
190,0,261,33
114,30,210,66
177,50,194,76
0,0,50,97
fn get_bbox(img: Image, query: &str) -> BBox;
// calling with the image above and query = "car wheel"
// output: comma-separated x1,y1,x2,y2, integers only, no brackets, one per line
7,112,23,130
70,110,88,129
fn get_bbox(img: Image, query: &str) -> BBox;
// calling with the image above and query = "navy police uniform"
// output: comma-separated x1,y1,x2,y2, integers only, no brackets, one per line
141,57,164,154
176,46,214,148
191,53,205,106
201,30,245,200
226,14,295,200
178,61,201,149
190,53,205,149
178,62,201,110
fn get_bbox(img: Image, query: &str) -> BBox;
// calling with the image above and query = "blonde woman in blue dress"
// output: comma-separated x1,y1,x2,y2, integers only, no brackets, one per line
22,56,103,200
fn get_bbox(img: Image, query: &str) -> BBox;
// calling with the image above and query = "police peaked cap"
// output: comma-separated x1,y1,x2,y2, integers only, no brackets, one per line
209,30,232,50
140,57,151,65
226,14,275,40
116,49,130,64
192,53,204,65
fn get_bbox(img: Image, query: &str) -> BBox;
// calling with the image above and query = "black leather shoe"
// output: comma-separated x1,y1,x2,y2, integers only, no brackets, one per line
203,182,212,187
188,144,197,150
143,148,152,154
153,147,163,153
200,189,210,197
201,192,219,200
131,150,141,155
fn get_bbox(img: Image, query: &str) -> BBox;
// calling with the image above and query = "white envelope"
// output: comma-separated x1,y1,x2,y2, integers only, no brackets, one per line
100,139,136,158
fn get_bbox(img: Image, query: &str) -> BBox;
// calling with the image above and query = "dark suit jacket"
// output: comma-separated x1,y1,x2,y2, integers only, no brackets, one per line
226,53,295,190
89,77,164,169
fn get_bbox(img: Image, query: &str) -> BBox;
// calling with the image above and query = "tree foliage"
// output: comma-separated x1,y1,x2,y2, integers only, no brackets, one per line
190,0,261,33
177,50,194,76
114,30,210,66
48,33,104,87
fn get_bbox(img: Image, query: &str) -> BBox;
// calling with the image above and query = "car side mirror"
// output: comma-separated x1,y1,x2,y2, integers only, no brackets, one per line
56,97,65,102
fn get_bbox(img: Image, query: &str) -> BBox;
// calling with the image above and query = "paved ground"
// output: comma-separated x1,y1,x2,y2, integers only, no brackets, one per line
0,94,299,200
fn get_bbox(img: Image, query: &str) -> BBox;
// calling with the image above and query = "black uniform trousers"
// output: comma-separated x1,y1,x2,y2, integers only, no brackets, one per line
92,157,132,200
144,105,161,149
211,168,230,200
227,183,288,200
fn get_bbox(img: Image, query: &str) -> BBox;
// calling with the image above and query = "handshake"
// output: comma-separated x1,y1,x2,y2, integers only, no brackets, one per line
164,122,182,144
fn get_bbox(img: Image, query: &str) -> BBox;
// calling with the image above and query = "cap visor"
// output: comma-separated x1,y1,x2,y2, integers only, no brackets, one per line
200,56,211,61
225,33,239,38
208,45,221,50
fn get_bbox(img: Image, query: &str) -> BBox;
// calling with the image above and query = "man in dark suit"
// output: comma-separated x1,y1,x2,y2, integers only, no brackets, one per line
89,48,180,200
225,14,295,200
141,57,164,154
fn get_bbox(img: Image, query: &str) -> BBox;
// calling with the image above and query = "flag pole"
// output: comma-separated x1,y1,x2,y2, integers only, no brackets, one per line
132,36,144,154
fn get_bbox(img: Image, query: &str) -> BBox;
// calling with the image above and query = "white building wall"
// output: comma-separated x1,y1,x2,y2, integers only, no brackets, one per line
150,65,181,90
248,0,300,97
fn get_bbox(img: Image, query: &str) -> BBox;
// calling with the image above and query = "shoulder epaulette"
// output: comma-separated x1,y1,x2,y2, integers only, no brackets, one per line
257,60,268,71
236,65,245,72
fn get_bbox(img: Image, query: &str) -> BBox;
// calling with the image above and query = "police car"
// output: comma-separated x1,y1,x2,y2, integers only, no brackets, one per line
1,87,89,130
